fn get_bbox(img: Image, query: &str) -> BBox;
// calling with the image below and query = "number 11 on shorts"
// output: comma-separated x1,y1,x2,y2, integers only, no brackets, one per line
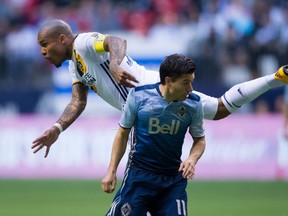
176,199,187,215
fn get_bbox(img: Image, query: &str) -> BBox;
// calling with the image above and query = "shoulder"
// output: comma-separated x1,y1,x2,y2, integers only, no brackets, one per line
75,32,103,40
73,33,89,51
131,83,159,103
74,32,105,47
74,33,88,43
74,32,109,57
186,92,201,102
134,83,159,92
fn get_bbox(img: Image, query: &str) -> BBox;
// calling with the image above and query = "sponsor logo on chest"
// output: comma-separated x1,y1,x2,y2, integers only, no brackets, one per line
148,117,180,135
74,51,96,87
82,72,96,87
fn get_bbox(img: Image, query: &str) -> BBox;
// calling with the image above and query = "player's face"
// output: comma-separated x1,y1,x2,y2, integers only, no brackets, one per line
169,73,194,101
38,31,68,68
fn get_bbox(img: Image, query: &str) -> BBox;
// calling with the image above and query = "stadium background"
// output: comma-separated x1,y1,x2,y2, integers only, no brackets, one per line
0,0,288,215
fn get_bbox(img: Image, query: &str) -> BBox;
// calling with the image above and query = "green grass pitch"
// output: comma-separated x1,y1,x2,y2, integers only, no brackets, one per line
0,180,287,216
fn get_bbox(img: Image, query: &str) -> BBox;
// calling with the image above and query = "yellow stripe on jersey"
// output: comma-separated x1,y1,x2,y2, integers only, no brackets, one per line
93,33,107,53
75,52,87,73
94,40,105,53
72,80,81,85
91,85,98,93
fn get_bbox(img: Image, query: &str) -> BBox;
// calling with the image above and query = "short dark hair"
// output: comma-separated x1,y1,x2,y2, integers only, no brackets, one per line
38,19,73,39
159,53,196,84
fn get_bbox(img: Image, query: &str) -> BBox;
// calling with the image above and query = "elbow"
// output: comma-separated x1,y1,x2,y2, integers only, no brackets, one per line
115,36,127,49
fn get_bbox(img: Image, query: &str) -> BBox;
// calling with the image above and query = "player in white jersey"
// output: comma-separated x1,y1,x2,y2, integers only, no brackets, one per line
69,32,159,110
32,19,288,157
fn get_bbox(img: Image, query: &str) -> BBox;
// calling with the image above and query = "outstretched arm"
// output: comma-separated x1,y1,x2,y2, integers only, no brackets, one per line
104,35,139,87
102,127,130,193
31,82,89,157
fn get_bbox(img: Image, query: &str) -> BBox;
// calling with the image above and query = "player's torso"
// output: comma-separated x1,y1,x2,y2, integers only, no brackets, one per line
69,32,158,110
132,84,199,174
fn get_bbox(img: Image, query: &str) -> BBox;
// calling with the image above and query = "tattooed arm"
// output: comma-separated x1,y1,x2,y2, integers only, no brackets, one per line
32,83,89,158
104,35,139,87
55,83,88,131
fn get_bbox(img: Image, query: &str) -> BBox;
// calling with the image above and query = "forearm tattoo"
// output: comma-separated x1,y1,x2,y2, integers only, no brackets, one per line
56,83,88,131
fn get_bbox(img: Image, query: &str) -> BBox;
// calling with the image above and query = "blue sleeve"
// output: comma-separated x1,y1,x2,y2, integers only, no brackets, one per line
119,89,137,128
189,101,205,138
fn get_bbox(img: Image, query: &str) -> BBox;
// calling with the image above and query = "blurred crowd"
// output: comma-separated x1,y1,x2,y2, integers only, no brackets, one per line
0,0,287,114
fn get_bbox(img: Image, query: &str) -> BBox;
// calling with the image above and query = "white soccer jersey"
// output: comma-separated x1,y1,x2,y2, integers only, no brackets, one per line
68,32,218,118
69,32,159,110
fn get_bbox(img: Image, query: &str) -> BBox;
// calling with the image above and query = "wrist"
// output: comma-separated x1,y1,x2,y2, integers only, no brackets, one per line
109,61,119,69
53,123,63,133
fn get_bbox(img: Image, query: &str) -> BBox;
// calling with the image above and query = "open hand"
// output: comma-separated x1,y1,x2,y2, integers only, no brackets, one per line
31,127,60,158
110,65,139,88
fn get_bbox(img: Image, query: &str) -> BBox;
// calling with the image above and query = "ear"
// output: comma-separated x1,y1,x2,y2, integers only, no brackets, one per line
165,76,172,86
59,34,66,43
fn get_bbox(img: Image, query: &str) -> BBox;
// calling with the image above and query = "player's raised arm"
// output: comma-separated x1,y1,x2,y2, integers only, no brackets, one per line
31,82,89,158
103,35,139,87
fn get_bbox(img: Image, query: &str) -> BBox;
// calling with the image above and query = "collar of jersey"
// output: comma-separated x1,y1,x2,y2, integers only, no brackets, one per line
71,34,78,60
156,82,162,97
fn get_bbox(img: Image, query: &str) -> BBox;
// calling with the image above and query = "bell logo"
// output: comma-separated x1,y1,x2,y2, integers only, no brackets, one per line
148,118,180,135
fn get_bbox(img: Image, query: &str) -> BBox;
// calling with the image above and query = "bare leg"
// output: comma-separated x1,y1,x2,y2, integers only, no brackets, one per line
213,98,231,120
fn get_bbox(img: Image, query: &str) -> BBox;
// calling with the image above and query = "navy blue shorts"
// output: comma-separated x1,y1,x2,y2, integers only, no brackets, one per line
106,166,188,216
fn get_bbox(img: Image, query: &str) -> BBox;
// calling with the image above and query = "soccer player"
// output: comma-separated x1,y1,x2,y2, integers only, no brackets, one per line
102,53,206,215
32,19,288,157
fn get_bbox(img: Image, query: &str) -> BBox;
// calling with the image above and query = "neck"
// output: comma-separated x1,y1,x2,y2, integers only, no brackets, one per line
159,84,173,102
68,35,77,60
